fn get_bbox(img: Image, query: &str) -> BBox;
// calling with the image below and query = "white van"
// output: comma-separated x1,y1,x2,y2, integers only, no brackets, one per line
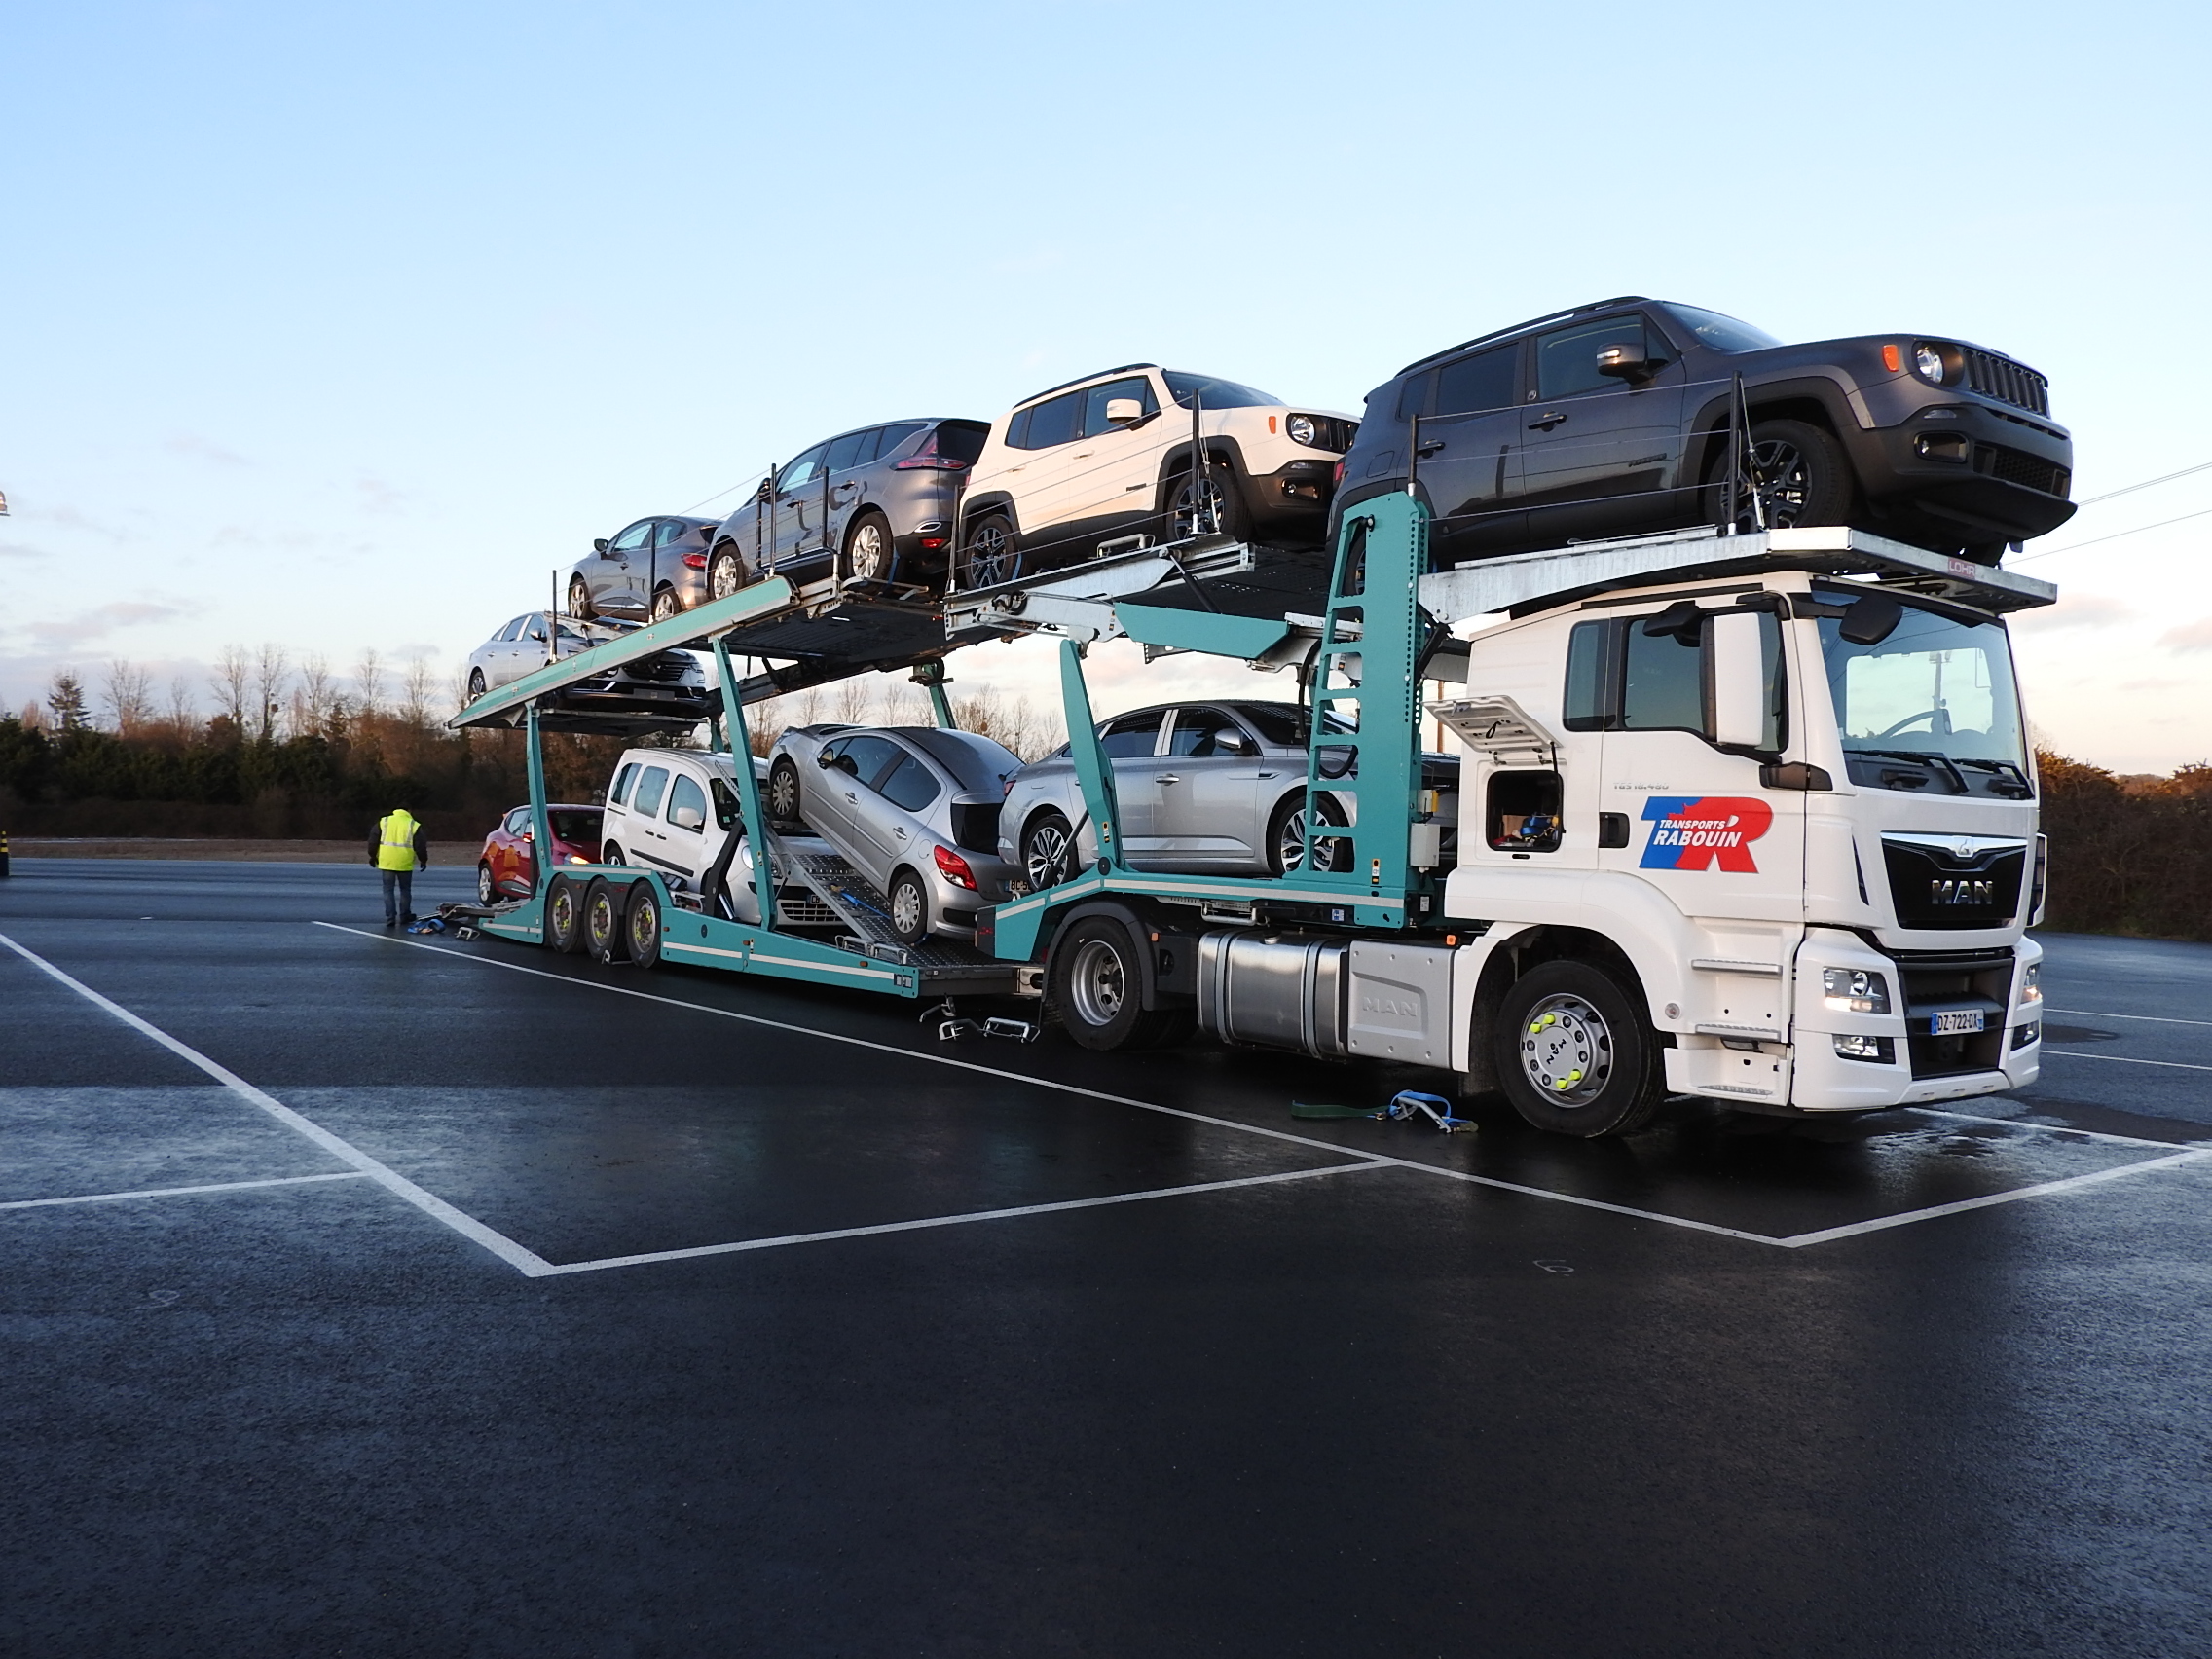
600,748,823,927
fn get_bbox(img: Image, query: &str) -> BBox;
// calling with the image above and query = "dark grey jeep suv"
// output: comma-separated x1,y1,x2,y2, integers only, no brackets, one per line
706,417,990,600
1330,298,2075,565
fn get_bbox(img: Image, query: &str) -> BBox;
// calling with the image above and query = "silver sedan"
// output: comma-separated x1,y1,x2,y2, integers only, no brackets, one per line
463,613,712,717
764,724,1021,943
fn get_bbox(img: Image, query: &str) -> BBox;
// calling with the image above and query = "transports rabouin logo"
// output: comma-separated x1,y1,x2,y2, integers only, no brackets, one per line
1638,796,1776,873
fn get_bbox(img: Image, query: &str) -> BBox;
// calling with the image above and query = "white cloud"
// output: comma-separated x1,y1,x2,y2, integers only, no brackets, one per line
2157,616,2212,653
165,433,251,466
2013,591,2132,631
23,601,190,651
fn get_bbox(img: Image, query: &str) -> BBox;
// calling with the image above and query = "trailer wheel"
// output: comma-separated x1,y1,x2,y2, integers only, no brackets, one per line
547,875,586,954
1493,960,1664,1137
1051,916,1191,1052
584,877,628,964
568,575,594,620
624,882,663,968
767,758,802,828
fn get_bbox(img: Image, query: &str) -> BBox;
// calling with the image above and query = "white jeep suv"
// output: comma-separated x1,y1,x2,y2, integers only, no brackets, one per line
955,366,1356,588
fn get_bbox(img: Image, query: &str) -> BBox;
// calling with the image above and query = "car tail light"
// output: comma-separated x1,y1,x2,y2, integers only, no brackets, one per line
934,845,977,889
896,456,968,470
920,536,946,550
682,553,707,569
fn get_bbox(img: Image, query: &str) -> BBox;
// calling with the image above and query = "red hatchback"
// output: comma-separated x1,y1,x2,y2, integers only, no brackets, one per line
477,804,602,903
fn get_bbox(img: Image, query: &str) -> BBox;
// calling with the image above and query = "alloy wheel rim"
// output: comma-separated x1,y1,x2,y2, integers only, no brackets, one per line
967,526,1012,588
1517,993,1614,1107
1278,807,1309,871
892,881,924,938
1068,938,1126,1027
770,769,795,819
710,554,743,600
478,866,495,903
569,581,589,616
852,523,887,579
467,672,485,704
1748,438,1809,527
651,591,679,622
1025,823,1070,888
1173,478,1222,538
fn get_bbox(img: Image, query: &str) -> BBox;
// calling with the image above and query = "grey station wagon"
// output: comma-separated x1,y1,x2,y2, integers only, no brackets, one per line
1331,297,2076,565
707,418,989,599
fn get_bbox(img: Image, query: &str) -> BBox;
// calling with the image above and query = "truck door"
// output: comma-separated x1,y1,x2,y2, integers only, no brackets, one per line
1575,605,1804,931
1520,314,1688,547
1410,343,1526,564
1154,706,1267,866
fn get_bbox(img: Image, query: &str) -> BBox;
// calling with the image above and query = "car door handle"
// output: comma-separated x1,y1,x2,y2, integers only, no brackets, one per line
1073,451,1092,460
894,827,908,838
1124,481,1149,491
1255,770,1278,779
1415,439,1446,456
1529,411,1567,430
1155,773,1181,785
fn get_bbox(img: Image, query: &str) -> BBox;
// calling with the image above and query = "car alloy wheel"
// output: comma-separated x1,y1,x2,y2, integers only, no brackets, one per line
1515,992,1615,1108
466,669,487,705
888,871,929,944
846,514,893,583
1271,794,1348,875
1021,813,1074,889
962,516,1016,589
708,546,747,602
568,576,593,619
767,758,801,825
476,862,497,904
649,587,681,624
1168,464,1247,541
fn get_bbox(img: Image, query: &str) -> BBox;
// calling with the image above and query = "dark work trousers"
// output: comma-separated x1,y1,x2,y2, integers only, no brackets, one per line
380,868,415,923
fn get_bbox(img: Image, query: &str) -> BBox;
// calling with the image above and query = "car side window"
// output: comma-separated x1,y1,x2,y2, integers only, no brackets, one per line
611,520,654,551
632,766,670,818
1536,316,1649,401
870,422,928,461
1166,708,1251,756
877,754,942,812
1098,712,1164,759
1394,369,1434,422
841,734,902,787
1433,346,1518,418
709,776,742,830
825,430,870,473
666,772,709,832
1012,391,1081,451
505,807,531,834
653,519,690,547
523,616,549,643
777,444,830,493
1080,376,1158,438
610,762,639,805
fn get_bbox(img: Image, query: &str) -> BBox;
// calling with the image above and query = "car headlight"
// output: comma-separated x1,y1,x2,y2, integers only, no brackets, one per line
1913,342,1963,386
1823,967,1891,1014
2018,963,2042,1006
1286,413,1319,447
737,841,754,870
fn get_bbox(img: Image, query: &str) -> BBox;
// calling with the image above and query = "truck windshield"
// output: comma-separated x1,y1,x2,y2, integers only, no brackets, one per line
1818,601,2032,798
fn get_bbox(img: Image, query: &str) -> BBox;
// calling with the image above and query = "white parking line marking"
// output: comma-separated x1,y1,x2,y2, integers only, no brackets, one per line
1918,1108,2208,1153
1773,1149,2212,1247
2047,1007,2212,1028
316,924,1807,1245
535,1162,1390,1276
2042,1050,2212,1074
0,929,556,1275
1,1171,372,1212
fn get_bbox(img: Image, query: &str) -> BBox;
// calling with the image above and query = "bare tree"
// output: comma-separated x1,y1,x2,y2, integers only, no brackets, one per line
166,676,196,736
253,643,291,741
210,644,252,728
833,674,874,725
353,647,386,718
100,659,155,735
294,653,336,737
879,680,933,728
401,653,438,729
19,698,48,732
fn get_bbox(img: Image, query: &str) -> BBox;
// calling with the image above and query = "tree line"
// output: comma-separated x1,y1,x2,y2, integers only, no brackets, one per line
2034,752,2212,942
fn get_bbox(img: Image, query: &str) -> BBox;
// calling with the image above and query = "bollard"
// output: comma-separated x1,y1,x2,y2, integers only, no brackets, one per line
0,829,10,878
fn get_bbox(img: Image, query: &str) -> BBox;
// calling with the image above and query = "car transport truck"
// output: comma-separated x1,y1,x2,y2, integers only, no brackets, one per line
454,490,2054,1139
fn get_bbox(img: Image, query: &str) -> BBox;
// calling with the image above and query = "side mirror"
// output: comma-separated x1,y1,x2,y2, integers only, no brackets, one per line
815,750,837,769
593,538,610,554
1596,342,1654,382
1708,610,1768,750
1839,592,1902,645
1105,397,1144,426
1215,730,1253,755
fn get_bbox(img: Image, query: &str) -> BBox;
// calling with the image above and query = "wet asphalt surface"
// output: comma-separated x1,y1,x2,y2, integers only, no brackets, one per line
2,859,2208,1657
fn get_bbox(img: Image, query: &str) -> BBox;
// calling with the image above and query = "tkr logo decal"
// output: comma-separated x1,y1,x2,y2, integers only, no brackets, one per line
1639,796,1775,872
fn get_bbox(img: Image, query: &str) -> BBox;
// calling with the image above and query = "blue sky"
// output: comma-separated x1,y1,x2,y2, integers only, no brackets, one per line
4,0,2208,768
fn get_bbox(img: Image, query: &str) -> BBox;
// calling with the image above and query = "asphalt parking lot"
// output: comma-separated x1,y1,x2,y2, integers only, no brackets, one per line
3,858,2208,1657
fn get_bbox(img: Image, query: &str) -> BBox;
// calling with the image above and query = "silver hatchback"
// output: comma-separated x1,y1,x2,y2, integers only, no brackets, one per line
764,724,1020,943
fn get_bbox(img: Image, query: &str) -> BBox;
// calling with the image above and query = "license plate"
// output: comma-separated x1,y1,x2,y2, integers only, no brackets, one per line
1931,1010,1986,1036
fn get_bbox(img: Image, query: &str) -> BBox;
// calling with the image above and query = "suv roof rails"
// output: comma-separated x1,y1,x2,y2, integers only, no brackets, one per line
1014,363,1161,409
1396,296,1655,377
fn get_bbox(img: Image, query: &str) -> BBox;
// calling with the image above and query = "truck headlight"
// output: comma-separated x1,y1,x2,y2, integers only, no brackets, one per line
1286,413,1319,447
2018,963,2041,1006
1823,968,1891,1014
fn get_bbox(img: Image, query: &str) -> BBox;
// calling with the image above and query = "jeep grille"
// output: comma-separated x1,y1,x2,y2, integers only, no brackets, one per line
1963,348,2051,417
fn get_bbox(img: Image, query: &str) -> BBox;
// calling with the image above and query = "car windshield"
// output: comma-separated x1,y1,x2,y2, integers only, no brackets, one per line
1234,703,1358,746
1819,599,2032,798
547,809,601,843
1661,305,1782,353
903,727,1019,791
1163,371,1279,410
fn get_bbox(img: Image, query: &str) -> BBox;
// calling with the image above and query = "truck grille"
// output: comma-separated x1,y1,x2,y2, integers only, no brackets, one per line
1963,348,2050,417
1881,835,2027,930
1885,946,2014,1078
1973,443,2072,498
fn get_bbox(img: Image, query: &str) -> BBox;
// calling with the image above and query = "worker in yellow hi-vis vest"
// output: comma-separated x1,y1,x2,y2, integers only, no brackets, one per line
368,807,429,928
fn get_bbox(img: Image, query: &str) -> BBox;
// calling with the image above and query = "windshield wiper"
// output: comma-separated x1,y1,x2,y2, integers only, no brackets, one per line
1848,747,1969,793
1951,756,2035,796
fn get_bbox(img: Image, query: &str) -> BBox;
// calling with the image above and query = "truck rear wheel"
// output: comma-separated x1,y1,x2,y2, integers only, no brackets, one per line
1050,915,1192,1051
1493,959,1664,1137
624,882,664,968
547,874,586,954
584,877,628,964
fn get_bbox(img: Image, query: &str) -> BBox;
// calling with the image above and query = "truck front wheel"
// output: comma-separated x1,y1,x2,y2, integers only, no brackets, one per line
1493,960,1665,1137
1051,915,1192,1052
